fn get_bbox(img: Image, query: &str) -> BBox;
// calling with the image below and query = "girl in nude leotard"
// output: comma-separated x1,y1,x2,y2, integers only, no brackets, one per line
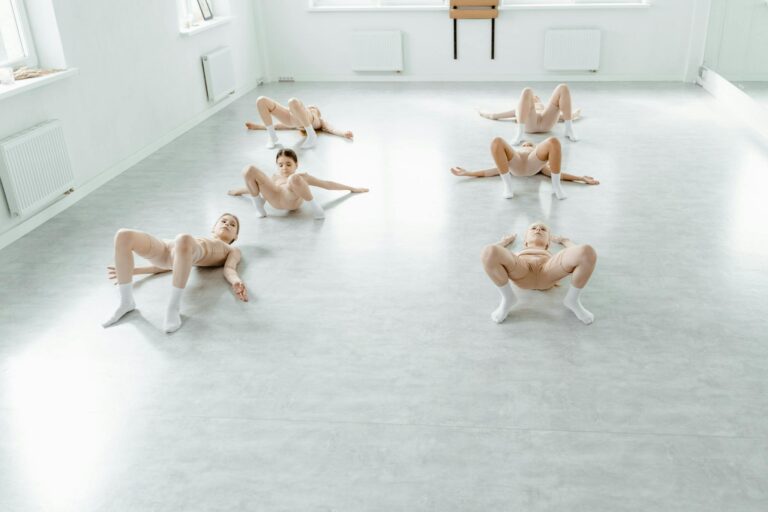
245,96,354,149
228,149,368,220
451,137,592,200
481,222,597,325
103,213,247,333
479,84,580,144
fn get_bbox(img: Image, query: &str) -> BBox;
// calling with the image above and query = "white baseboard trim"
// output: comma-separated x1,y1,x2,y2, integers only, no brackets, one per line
0,81,259,251
266,73,685,83
697,67,768,141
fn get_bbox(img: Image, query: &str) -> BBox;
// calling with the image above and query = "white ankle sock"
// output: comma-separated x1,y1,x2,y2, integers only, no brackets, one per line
511,123,524,145
551,172,567,200
491,283,517,323
308,198,325,219
500,172,515,199
103,283,135,327
265,125,279,148
250,194,267,217
564,120,578,141
301,125,317,148
564,285,594,325
164,286,184,333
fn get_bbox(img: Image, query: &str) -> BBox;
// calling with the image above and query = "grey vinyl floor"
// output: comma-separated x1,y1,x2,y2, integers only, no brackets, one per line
1,82,767,511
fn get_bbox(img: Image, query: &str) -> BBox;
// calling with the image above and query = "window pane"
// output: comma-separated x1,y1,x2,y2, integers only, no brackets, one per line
0,0,25,65
312,0,377,7
381,0,446,5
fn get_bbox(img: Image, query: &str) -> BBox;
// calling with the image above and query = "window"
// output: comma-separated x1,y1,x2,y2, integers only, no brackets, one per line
501,0,646,5
310,0,446,8
0,0,36,68
309,0,646,8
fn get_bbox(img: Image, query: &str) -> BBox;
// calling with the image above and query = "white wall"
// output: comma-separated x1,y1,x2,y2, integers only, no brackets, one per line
259,0,706,82
703,0,768,81
0,0,263,239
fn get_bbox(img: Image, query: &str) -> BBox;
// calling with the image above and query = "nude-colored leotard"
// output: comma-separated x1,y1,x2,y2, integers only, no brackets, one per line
508,149,546,177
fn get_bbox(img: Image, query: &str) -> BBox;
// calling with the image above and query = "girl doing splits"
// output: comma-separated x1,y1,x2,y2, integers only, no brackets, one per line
103,214,247,333
481,223,597,325
228,149,368,220
246,96,354,149
479,84,580,144
452,137,589,200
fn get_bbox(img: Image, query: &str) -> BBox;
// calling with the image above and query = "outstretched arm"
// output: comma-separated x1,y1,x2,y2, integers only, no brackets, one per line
450,166,500,178
302,174,368,193
496,233,517,248
550,235,575,248
107,265,169,282
245,122,293,131
540,164,600,185
479,109,517,121
222,249,248,302
319,120,354,140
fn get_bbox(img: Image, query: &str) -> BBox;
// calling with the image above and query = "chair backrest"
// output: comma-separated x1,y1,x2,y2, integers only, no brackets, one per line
449,0,499,19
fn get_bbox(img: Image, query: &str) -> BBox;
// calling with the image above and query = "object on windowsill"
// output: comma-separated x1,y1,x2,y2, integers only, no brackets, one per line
13,67,63,81
197,0,213,20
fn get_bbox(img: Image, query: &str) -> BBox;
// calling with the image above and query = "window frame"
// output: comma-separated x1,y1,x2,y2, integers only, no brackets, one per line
307,0,649,11
0,0,38,69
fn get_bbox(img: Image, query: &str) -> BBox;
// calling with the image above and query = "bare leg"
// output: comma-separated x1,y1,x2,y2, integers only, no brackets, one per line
535,137,566,199
547,83,573,120
256,96,293,148
481,244,530,323
547,84,578,141
241,165,284,217
513,87,536,144
169,235,198,289
104,229,168,327
288,97,317,148
557,244,597,289
288,174,324,219
542,244,597,324
164,234,200,333
491,137,518,199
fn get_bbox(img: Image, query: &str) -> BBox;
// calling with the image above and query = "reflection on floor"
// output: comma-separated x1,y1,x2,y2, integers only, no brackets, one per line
1,82,767,511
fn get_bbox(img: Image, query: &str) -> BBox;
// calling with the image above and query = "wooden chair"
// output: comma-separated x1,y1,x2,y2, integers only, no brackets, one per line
450,0,500,60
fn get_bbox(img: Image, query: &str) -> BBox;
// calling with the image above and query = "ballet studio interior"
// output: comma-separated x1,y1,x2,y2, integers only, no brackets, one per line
0,0,766,510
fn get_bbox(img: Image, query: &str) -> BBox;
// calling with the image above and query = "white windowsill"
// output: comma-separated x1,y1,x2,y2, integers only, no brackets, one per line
179,16,232,36
308,2,649,12
0,68,78,102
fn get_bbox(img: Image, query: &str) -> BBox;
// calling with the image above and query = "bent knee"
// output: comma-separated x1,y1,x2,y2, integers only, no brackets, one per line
256,96,269,105
287,174,305,187
481,244,503,265
243,165,259,178
555,83,569,92
578,244,597,264
287,97,301,108
545,136,561,148
521,87,534,97
114,228,136,247
174,234,197,253
491,136,505,151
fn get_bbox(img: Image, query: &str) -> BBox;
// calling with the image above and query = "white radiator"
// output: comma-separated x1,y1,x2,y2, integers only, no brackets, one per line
351,31,403,72
544,29,601,71
0,120,74,218
202,47,235,103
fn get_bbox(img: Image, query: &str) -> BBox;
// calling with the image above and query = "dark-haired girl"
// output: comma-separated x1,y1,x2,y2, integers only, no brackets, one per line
228,149,368,219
